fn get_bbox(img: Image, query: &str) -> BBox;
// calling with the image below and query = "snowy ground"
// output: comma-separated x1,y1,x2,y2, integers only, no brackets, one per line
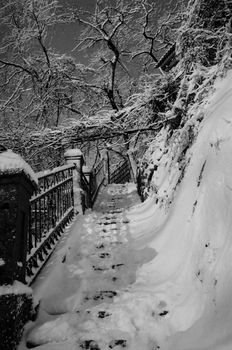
18,70,232,350
19,183,156,350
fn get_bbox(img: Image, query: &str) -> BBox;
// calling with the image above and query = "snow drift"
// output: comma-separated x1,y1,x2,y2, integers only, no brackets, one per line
121,69,232,349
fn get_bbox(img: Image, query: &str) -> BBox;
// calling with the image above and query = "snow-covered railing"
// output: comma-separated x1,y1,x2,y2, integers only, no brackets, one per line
26,164,75,284
156,43,180,72
0,146,137,287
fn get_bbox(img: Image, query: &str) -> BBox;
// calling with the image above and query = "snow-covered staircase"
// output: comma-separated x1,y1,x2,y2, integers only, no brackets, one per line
22,183,142,350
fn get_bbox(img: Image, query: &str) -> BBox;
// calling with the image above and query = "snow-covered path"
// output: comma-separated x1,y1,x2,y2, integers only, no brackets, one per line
17,67,232,350
20,183,156,350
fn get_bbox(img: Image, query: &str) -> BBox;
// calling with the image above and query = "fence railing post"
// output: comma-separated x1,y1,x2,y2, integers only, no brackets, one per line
0,149,36,349
64,148,84,214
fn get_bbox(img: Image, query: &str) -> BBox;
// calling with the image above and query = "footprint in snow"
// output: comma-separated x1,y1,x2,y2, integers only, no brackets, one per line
80,340,100,349
109,339,127,348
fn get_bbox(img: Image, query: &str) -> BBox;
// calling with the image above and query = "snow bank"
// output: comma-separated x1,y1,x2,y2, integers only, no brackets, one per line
120,69,232,349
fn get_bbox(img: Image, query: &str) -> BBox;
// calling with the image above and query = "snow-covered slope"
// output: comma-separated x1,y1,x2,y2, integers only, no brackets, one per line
120,69,232,349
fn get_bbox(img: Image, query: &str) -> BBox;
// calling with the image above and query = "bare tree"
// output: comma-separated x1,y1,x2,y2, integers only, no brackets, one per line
0,0,192,171
131,0,186,73
71,0,142,111
0,0,96,131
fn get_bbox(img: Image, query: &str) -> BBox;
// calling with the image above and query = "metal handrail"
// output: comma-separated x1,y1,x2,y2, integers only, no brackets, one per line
110,160,131,184
25,154,135,284
26,164,75,284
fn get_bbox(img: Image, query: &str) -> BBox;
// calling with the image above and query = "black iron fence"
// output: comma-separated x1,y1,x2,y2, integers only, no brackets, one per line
91,158,105,203
109,159,131,184
11,151,136,283
26,164,75,283
81,171,91,210
0,147,139,349
81,158,106,210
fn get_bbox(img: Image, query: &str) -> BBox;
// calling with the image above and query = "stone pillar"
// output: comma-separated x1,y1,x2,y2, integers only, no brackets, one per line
0,150,36,349
64,148,84,214
0,150,37,284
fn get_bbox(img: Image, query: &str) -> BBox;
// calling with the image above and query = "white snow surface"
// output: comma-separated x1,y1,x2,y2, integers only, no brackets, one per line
64,148,83,157
0,280,32,296
19,70,232,350
36,164,75,179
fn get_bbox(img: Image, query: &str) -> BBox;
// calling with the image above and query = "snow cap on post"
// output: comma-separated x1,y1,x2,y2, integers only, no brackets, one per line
64,148,84,165
0,149,38,186
64,148,82,157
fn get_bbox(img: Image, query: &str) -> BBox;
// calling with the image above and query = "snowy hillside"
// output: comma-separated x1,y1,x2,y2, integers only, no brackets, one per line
122,69,232,349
